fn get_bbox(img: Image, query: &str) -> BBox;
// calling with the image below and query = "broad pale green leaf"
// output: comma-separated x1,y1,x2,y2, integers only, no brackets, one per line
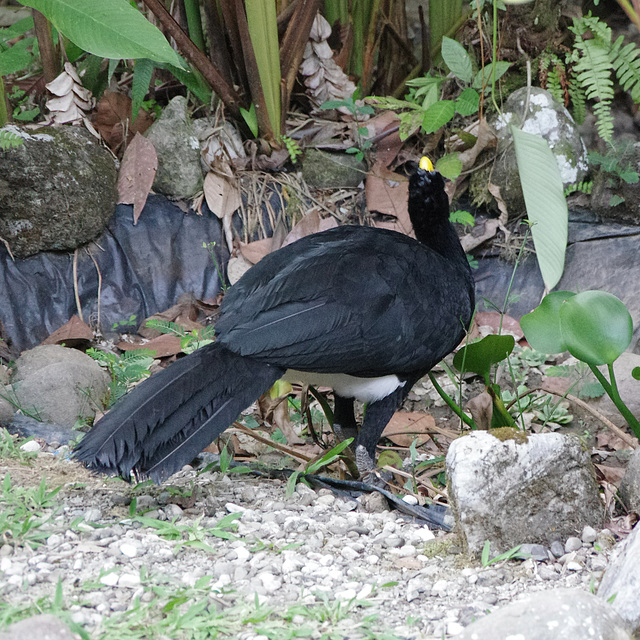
0,39,33,74
245,0,280,138
520,291,576,354
18,0,184,67
441,36,473,83
422,100,455,134
472,61,511,90
455,88,480,116
510,126,568,290
436,153,463,180
559,291,633,365
453,335,515,385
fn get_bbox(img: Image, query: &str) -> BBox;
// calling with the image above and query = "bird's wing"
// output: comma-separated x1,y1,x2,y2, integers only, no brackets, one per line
216,226,471,377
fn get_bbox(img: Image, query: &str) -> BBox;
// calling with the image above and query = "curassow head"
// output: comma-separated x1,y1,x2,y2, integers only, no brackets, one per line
408,156,450,225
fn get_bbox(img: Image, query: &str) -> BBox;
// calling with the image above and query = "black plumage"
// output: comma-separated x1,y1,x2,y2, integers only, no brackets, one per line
74,159,475,483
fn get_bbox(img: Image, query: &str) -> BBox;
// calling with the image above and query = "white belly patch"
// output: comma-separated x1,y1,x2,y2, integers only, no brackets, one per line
283,370,404,403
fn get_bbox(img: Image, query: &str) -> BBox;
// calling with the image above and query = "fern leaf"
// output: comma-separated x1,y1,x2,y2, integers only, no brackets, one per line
546,68,564,104
611,37,640,104
568,79,586,125
592,100,614,142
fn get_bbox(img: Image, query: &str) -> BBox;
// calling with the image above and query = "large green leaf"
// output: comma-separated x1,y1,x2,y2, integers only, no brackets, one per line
522,290,633,366
245,0,280,139
441,36,472,83
453,335,515,385
559,291,633,365
510,126,568,290
520,291,576,354
18,0,184,67
422,100,455,134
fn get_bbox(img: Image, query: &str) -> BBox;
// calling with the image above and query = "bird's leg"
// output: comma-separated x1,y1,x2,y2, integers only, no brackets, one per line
332,394,358,445
354,385,407,484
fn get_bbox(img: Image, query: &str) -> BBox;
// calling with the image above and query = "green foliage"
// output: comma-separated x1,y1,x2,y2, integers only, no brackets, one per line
17,0,184,67
281,135,302,164
521,290,640,437
87,347,155,406
589,149,640,184
564,180,593,197
0,17,36,75
481,541,526,566
240,103,258,138
0,428,37,463
286,438,353,496
131,58,154,126
453,335,515,386
0,128,24,150
144,319,216,355
0,474,61,547
449,209,475,227
320,95,374,162
510,126,568,291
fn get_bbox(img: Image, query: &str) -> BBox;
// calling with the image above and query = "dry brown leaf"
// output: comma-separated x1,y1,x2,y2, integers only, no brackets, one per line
281,209,338,247
239,238,274,265
456,118,498,171
117,334,183,358
382,412,436,447
117,132,158,224
487,182,509,224
459,217,499,253
466,392,492,430
596,431,630,452
92,91,153,153
595,463,626,486
42,315,93,346
138,294,202,339
475,311,524,340
365,173,413,237
203,172,242,219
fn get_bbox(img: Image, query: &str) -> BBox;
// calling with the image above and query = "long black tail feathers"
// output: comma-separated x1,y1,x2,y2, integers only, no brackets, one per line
74,343,284,483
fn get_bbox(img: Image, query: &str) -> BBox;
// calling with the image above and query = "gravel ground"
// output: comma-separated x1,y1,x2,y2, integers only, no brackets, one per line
0,445,614,639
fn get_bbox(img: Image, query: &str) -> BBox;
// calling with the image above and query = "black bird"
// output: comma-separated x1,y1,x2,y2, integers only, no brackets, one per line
74,157,475,483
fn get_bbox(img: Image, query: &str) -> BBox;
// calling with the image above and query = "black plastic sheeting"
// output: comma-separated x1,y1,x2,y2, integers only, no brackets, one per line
2,196,639,354
0,196,228,353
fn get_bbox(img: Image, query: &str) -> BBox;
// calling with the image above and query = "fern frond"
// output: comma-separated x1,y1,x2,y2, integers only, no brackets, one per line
592,100,614,142
571,14,612,48
611,36,640,103
546,67,564,104
0,130,24,150
568,79,586,125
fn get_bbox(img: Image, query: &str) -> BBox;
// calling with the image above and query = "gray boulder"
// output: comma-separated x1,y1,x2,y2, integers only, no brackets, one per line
0,124,117,258
478,87,588,217
460,588,632,640
11,345,109,427
446,431,603,555
302,148,366,189
598,522,640,634
619,446,640,513
145,96,203,198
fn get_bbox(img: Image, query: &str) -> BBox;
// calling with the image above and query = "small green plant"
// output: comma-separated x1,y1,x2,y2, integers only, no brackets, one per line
286,438,353,495
130,512,241,554
481,541,528,566
449,210,475,227
144,318,216,354
0,428,38,462
0,474,61,547
0,128,24,150
281,134,302,164
320,94,375,163
112,314,138,330
87,347,155,406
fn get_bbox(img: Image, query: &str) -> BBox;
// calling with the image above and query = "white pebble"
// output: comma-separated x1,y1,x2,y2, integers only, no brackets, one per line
566,561,582,571
258,572,282,594
20,440,41,452
225,502,247,513
100,573,119,586
118,573,140,587
120,543,138,558
581,525,597,543
335,588,357,601
402,495,418,505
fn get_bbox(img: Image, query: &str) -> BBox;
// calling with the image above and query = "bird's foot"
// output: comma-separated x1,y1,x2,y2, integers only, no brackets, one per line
355,445,393,488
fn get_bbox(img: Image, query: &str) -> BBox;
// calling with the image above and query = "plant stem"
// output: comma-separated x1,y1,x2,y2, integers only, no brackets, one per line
0,74,8,126
428,372,476,429
589,363,640,439
183,0,206,51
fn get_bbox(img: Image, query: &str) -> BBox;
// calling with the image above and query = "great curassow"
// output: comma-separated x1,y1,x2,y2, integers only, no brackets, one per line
74,157,475,483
